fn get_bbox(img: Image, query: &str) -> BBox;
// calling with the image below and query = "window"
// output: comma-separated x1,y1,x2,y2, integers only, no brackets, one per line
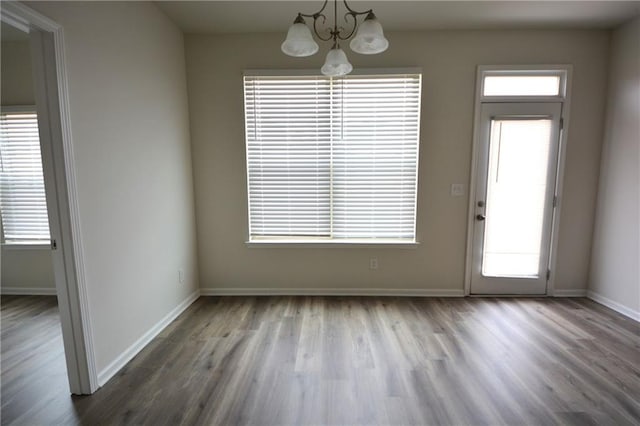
244,72,421,243
480,68,566,98
0,108,50,244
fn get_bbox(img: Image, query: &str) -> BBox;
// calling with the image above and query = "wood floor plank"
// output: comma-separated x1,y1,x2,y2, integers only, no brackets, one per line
2,295,639,425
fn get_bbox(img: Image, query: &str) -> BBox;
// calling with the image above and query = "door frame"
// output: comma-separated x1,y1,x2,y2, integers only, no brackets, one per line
1,2,99,394
464,65,573,296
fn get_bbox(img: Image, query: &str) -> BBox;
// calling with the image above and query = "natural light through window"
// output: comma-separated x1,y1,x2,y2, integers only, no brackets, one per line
483,75,561,97
0,110,50,244
243,72,421,243
482,118,552,277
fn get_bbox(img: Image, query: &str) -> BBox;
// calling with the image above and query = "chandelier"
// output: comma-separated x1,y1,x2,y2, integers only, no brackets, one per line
281,0,389,77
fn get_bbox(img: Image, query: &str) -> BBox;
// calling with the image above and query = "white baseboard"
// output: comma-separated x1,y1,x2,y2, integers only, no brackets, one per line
587,290,640,322
97,290,200,386
1,287,57,295
199,287,464,297
553,289,587,297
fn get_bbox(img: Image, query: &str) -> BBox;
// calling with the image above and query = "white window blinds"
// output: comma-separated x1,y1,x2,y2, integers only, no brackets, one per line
245,76,332,238
0,110,50,243
244,72,421,242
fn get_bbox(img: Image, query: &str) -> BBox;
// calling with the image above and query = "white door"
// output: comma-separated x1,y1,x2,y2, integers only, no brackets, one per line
470,102,562,295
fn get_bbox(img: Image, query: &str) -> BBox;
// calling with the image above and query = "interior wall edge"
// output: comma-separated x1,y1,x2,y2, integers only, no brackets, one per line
588,290,640,322
96,289,200,387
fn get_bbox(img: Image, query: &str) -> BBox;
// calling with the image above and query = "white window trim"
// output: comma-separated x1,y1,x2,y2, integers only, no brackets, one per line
246,240,420,249
243,69,423,246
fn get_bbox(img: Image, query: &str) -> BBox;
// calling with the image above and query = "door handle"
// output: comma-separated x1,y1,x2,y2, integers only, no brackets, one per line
476,214,486,221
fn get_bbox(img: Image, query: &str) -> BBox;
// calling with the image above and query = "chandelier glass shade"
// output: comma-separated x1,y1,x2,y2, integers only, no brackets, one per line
281,0,389,76
349,13,389,54
320,46,353,77
281,18,319,57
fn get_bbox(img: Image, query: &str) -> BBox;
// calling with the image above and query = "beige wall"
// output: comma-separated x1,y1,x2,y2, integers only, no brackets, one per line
1,39,55,293
29,2,199,372
186,30,610,293
2,248,55,290
1,40,35,105
589,17,640,316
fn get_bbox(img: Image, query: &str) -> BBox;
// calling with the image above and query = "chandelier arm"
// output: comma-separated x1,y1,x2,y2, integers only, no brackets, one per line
336,12,359,40
341,0,372,17
312,14,334,42
291,0,375,45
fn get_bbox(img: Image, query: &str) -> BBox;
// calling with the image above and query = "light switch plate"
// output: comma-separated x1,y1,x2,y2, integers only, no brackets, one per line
451,184,464,197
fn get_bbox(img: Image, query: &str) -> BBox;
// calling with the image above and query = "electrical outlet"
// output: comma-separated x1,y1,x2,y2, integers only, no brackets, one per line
178,269,184,284
369,258,378,270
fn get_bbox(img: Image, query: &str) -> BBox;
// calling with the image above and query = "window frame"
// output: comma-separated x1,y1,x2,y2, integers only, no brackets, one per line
243,68,423,247
0,105,51,247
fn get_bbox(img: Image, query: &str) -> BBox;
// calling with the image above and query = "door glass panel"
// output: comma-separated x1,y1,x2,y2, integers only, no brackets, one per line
482,118,552,277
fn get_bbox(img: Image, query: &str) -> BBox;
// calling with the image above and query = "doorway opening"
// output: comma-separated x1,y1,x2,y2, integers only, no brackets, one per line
1,3,97,395
0,21,74,420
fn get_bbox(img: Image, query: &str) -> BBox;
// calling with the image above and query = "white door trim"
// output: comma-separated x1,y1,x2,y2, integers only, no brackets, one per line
1,2,98,394
464,65,573,296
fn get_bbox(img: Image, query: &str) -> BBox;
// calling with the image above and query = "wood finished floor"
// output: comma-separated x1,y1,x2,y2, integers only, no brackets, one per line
2,295,639,425
1,296,76,425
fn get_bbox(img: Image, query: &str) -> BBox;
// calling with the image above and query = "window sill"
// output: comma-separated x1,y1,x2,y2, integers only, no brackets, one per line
246,240,420,249
2,243,51,250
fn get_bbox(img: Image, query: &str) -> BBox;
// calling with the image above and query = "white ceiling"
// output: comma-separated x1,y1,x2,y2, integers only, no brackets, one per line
156,1,640,34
